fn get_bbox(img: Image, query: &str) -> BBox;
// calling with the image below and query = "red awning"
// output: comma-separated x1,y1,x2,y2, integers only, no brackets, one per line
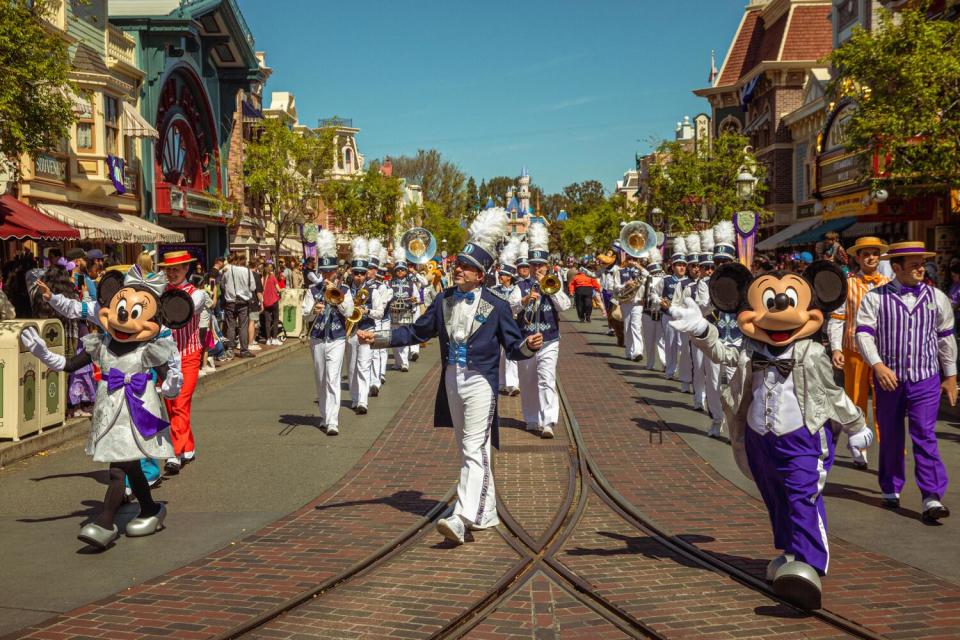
0,195,80,240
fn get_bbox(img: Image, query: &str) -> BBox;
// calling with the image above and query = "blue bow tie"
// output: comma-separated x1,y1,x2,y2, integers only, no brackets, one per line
454,290,475,303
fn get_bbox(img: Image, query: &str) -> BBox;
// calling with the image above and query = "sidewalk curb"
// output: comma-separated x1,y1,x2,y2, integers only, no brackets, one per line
0,338,305,468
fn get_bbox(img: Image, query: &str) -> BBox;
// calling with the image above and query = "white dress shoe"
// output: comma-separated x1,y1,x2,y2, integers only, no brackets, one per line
436,516,465,545
326,424,339,436
540,425,555,439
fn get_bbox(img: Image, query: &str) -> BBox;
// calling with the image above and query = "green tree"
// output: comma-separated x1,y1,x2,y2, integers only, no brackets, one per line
644,131,767,233
562,180,606,217
560,195,632,256
244,118,335,258
0,1,77,179
388,149,467,215
482,176,518,207
465,176,479,214
320,167,403,239
828,3,960,190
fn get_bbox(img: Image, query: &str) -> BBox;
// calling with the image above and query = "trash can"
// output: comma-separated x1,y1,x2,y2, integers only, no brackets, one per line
280,288,304,338
36,318,66,429
0,321,43,441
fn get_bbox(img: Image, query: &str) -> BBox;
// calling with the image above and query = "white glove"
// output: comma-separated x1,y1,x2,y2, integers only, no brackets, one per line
847,427,874,452
668,297,709,336
161,371,183,398
20,327,67,370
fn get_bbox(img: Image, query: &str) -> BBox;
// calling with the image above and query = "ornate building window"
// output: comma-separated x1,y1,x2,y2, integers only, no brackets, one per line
103,95,120,156
344,147,352,171
75,93,95,152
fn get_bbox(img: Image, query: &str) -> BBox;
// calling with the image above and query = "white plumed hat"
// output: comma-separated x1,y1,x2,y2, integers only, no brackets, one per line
527,222,550,264
699,228,715,265
713,221,737,261
367,238,383,267
684,232,701,261
459,207,508,271
350,237,369,272
670,235,688,263
316,230,338,270
498,236,522,278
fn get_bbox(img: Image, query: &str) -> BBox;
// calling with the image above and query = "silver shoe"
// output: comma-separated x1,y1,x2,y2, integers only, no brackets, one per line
126,504,167,537
772,560,822,610
78,523,119,549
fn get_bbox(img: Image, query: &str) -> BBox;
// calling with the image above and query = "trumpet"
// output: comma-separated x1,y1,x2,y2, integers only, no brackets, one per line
324,283,344,306
344,307,364,336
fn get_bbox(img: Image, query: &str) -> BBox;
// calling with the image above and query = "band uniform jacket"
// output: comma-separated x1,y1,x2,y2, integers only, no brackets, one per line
692,325,865,479
373,286,536,448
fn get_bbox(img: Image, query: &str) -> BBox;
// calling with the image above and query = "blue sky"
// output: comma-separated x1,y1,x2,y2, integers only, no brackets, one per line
236,0,745,195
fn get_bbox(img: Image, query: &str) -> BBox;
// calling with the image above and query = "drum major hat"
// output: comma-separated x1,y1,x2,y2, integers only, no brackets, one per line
458,207,507,272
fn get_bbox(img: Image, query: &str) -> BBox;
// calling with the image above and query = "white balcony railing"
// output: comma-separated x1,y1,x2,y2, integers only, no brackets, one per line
106,25,136,68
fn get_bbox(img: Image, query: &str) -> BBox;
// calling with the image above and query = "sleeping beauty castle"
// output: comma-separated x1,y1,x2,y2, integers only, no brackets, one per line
503,166,548,237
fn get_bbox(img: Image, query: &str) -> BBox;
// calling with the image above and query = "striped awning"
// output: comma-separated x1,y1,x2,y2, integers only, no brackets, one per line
37,204,183,243
122,101,159,139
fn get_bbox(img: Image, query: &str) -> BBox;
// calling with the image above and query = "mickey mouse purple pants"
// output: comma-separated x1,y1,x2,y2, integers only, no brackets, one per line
745,426,835,576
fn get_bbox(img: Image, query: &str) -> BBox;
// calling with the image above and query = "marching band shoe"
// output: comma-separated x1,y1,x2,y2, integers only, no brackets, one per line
410,352,419,362
765,553,795,582
326,425,339,436
707,423,723,439
370,386,380,397
78,522,119,550
508,387,520,396
540,425,555,439
436,516,466,545
882,493,900,509
400,365,409,372
631,355,642,363
355,405,368,415
126,504,167,538
680,383,690,394
772,561,822,610
922,498,950,523
164,457,181,475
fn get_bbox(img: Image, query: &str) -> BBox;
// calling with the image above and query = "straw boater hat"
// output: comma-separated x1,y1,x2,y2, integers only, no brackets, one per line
157,250,196,267
847,236,889,257
881,241,936,260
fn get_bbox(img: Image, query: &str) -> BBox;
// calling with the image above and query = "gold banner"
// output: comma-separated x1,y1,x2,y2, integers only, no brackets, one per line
822,191,877,220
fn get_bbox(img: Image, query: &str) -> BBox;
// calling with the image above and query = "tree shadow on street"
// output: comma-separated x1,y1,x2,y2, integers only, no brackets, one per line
30,469,109,485
314,489,445,518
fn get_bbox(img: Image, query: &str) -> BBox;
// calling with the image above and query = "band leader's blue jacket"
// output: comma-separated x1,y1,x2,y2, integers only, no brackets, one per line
372,286,536,448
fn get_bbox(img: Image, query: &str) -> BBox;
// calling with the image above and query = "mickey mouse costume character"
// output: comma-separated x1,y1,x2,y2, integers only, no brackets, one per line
20,266,193,550
669,260,872,610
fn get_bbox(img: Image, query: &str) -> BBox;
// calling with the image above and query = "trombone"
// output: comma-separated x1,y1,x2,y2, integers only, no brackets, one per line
524,274,563,328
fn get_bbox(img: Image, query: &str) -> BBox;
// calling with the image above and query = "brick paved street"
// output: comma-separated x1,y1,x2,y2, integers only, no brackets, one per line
6,315,960,639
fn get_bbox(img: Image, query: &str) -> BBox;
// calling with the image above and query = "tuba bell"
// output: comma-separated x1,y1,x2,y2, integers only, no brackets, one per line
619,220,658,258
401,227,437,265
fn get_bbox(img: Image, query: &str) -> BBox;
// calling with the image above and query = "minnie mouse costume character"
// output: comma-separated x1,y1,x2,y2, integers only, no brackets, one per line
669,260,871,610
21,266,193,550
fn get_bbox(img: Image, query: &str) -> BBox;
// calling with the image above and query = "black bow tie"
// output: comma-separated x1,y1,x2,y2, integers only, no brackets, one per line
752,354,795,377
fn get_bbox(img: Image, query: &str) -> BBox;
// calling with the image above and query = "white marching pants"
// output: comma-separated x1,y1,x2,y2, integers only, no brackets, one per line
371,319,390,385
692,347,710,410
394,344,410,370
348,334,372,408
642,314,664,371
310,337,346,427
499,349,519,390
410,306,422,357
624,303,645,360
519,340,560,429
678,333,694,385
661,314,681,378
445,366,499,528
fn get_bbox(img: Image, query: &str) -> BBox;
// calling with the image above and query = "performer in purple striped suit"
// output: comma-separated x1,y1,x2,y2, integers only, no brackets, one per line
856,241,957,523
